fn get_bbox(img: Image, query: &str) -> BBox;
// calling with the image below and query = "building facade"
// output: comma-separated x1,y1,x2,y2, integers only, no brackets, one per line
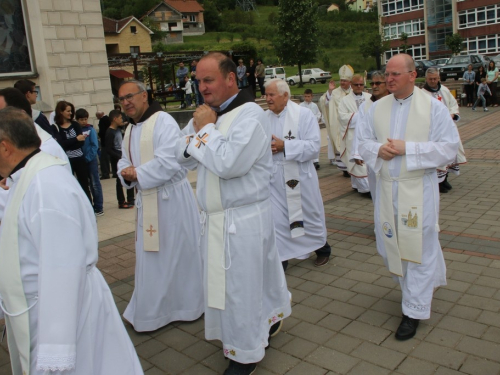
379,0,500,62
0,0,114,122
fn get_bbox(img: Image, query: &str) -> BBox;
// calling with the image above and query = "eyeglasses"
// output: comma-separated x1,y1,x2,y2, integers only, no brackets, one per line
384,71,414,78
352,83,364,87
29,90,38,94
370,81,385,86
118,91,144,103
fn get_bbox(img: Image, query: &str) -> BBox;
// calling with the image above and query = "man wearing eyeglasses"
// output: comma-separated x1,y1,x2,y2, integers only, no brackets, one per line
14,79,56,138
338,74,371,196
349,71,389,199
422,68,466,194
318,65,353,176
358,54,460,341
116,80,204,333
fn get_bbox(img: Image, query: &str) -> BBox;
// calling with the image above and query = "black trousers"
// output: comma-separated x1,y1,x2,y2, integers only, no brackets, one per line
282,241,332,271
487,82,497,105
99,147,111,177
465,84,474,104
70,157,91,202
111,157,134,204
257,77,265,96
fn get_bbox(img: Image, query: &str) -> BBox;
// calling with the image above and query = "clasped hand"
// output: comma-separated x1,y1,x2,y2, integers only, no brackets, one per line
193,105,217,133
378,138,405,160
271,135,284,154
121,166,137,182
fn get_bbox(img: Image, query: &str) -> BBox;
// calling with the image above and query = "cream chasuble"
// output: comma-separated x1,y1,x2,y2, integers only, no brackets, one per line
0,152,67,375
374,89,431,277
124,112,161,252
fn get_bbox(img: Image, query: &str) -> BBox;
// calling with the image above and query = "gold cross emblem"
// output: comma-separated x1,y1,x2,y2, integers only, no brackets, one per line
195,132,209,148
146,224,157,237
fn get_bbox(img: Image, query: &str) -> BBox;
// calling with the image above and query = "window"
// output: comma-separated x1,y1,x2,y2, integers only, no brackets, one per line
426,0,452,27
385,44,426,61
130,46,140,54
427,26,453,52
384,19,425,39
458,4,500,29
0,0,35,78
168,22,177,31
130,26,137,33
381,0,423,16
463,34,500,54
189,15,196,22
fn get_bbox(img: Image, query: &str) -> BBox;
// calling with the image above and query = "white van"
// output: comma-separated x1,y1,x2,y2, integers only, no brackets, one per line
264,67,286,82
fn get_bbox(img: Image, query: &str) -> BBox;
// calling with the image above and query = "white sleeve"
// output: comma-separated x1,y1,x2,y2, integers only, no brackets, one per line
358,104,384,173
284,109,320,162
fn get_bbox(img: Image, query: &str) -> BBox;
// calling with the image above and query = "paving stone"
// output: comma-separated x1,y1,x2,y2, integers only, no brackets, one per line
296,281,325,294
431,299,454,315
395,357,438,375
466,284,497,298
347,293,379,309
281,337,319,359
357,310,391,327
201,351,228,374
144,367,167,375
373,276,398,289
442,279,471,293
424,327,463,348
456,336,500,362
288,322,336,344
447,269,479,284
448,261,485,274
182,340,219,361
259,347,301,374
350,282,391,299
380,335,421,354
330,277,359,290
433,288,463,303
301,270,338,285
447,305,482,321
351,342,405,370
341,321,392,345
322,301,366,320
458,294,500,312
135,339,168,359
371,299,402,317
317,314,352,332
343,270,380,283
347,360,391,375
285,274,307,288
323,333,362,354
301,294,332,310
149,348,196,374
181,364,218,375
482,326,500,344
291,304,329,324
433,367,465,375
410,342,467,370
155,327,199,351
436,315,487,338
288,288,312,303
460,355,500,375
475,275,500,289
270,331,295,349
316,285,357,302
178,317,205,335
305,347,360,374
285,362,329,375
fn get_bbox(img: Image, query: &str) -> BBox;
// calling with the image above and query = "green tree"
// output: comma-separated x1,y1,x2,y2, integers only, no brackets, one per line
141,17,168,43
275,0,319,87
203,0,223,31
399,32,409,53
446,33,464,56
359,30,390,69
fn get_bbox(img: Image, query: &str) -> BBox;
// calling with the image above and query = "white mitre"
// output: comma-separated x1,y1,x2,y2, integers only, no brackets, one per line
339,65,354,80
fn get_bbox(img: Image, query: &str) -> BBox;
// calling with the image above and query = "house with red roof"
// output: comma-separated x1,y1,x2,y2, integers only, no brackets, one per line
103,16,154,55
142,0,205,44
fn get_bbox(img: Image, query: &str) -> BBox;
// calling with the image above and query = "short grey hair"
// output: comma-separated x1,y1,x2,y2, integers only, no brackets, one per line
264,78,290,96
119,80,147,92
425,67,439,77
371,71,385,81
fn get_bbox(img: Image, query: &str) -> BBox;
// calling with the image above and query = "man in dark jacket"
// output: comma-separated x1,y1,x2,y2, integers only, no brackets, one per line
97,111,112,179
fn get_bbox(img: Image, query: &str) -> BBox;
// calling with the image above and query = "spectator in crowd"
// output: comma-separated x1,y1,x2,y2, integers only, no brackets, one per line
247,58,257,97
486,60,498,107
256,59,266,97
237,59,247,88
106,109,134,209
475,65,487,101
472,78,492,112
76,108,104,216
183,75,194,107
462,64,475,107
14,79,55,137
176,61,188,85
97,111,112,179
54,101,91,202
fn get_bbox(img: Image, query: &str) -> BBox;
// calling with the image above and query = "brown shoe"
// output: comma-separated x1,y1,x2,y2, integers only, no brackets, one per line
314,256,329,267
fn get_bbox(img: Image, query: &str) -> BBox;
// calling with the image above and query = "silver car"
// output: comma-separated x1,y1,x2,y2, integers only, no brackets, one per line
287,68,332,85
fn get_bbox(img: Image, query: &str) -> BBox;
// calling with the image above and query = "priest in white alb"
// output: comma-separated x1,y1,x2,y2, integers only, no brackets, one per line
117,81,203,332
358,54,460,341
0,107,143,375
338,74,371,195
176,53,291,375
318,65,353,175
265,79,331,269
421,67,466,193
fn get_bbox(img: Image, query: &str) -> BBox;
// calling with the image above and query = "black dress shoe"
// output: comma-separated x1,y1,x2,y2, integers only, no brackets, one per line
442,176,452,190
314,162,320,170
342,171,350,178
224,360,257,375
100,176,110,180
395,315,419,341
439,182,449,193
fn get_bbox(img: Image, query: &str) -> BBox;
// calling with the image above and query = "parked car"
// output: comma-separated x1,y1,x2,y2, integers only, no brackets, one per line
492,54,500,64
414,60,434,77
264,67,286,83
478,54,491,69
431,58,449,67
287,68,332,85
439,55,483,81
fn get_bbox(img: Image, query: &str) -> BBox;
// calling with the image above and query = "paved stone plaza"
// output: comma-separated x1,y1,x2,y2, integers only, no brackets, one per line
1,108,500,374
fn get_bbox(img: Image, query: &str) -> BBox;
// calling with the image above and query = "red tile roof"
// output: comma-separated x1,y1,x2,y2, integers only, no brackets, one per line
102,16,153,34
164,0,204,13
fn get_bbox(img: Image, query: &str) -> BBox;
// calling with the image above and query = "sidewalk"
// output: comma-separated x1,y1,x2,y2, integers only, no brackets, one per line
1,107,499,375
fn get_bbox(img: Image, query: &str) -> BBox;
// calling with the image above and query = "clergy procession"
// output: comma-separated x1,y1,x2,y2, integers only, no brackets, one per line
0,51,487,375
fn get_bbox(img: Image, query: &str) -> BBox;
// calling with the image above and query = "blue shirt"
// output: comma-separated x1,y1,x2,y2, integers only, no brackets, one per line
463,71,475,84
81,125,99,163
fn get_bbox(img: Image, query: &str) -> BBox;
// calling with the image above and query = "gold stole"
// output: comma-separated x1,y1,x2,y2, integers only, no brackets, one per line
0,152,67,375
123,112,161,252
374,89,431,277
